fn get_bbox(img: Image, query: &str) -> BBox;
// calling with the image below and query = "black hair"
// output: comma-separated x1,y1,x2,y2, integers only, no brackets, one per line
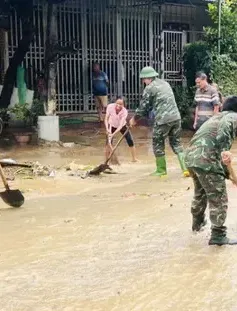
116,96,126,107
195,71,207,80
93,62,100,67
222,96,237,113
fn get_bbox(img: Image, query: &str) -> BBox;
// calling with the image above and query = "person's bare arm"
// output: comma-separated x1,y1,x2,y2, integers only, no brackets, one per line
214,105,219,114
104,111,110,134
104,73,109,87
193,106,198,129
212,88,220,114
111,117,127,136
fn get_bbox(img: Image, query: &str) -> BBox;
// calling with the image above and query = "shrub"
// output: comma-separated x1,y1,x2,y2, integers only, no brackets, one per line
173,86,195,129
9,103,33,125
183,41,212,87
204,0,237,60
211,54,237,96
30,99,45,125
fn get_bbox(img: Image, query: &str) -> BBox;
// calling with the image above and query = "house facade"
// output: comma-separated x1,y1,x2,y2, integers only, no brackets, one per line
2,0,210,113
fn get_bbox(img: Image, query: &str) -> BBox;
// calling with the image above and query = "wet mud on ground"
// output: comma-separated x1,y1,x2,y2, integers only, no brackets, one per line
1,126,237,311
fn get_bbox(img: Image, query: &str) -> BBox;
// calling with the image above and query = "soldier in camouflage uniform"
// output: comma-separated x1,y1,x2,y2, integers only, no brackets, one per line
184,95,237,246
129,66,189,177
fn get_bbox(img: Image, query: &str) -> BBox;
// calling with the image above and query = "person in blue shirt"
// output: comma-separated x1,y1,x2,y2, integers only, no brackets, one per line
92,63,109,122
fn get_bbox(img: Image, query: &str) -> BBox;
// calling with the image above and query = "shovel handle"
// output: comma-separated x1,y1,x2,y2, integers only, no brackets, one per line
0,164,10,190
105,126,130,164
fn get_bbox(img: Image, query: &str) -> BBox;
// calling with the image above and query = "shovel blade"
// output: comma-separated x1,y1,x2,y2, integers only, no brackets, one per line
89,164,111,176
0,189,24,208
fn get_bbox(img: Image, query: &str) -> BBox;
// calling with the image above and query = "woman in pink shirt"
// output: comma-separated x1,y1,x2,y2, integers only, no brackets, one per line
104,97,137,163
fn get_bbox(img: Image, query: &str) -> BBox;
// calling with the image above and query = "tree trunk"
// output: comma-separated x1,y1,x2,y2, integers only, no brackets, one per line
43,2,58,116
0,27,34,109
0,29,7,85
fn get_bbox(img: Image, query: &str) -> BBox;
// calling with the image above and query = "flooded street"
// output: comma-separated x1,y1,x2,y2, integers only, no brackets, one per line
1,126,237,311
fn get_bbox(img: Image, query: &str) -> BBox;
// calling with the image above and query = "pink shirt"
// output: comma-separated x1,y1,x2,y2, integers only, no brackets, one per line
106,103,128,129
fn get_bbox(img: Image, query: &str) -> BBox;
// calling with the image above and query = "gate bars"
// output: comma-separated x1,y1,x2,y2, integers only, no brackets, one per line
7,0,204,113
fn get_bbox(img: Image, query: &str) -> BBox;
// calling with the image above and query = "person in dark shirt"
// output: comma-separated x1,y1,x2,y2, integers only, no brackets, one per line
92,63,109,122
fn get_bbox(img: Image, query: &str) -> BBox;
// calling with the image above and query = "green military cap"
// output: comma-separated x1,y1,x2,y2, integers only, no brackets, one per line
139,66,159,78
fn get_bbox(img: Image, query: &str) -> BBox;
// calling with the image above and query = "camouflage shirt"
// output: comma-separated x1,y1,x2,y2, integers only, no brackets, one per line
134,78,181,125
184,112,237,176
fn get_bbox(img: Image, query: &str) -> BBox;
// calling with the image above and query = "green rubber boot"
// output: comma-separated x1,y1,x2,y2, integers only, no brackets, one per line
177,153,190,177
151,156,167,177
208,228,237,246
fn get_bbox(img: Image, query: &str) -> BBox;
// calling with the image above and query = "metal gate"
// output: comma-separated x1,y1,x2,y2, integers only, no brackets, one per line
7,0,159,113
6,0,195,113
55,0,154,112
161,30,187,86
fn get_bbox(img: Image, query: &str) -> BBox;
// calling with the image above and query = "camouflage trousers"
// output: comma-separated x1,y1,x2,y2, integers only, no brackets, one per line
152,120,184,157
189,168,228,232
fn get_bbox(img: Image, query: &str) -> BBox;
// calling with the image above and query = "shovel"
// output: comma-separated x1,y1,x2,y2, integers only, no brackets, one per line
0,164,24,208
88,126,130,176
107,132,120,165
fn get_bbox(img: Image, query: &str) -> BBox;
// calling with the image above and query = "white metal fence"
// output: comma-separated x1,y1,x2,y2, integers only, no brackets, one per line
7,0,205,113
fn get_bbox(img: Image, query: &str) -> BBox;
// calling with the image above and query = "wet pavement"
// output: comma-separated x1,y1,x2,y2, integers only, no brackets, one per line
0,126,237,311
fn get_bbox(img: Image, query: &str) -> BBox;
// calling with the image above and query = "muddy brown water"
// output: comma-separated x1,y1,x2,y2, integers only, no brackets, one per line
1,127,237,311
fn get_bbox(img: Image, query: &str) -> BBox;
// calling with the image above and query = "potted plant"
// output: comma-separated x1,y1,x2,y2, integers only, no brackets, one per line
30,98,45,126
9,103,34,145
0,108,10,135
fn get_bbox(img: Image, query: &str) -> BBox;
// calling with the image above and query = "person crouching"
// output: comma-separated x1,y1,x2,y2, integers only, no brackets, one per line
184,95,237,246
104,97,137,164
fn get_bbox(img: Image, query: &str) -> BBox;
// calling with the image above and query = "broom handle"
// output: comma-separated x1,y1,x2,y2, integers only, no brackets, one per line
105,126,130,165
0,164,10,190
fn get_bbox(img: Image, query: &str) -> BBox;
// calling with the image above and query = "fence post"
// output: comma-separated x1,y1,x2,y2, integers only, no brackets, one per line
81,0,89,112
148,2,153,66
116,3,122,98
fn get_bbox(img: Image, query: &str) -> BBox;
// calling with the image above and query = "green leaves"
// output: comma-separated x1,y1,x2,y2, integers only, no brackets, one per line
181,0,237,125
204,0,237,60
173,86,195,128
10,103,33,125
211,54,237,96
183,42,212,87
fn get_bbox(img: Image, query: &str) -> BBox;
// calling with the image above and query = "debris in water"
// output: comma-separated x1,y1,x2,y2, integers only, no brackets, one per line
38,139,63,147
66,161,93,172
64,219,74,223
49,170,56,177
139,193,151,197
3,161,52,179
32,162,52,176
122,192,136,198
1,158,17,164
66,161,96,178
62,142,75,148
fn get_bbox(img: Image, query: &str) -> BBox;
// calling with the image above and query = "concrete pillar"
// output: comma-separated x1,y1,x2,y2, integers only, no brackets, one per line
38,116,60,142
